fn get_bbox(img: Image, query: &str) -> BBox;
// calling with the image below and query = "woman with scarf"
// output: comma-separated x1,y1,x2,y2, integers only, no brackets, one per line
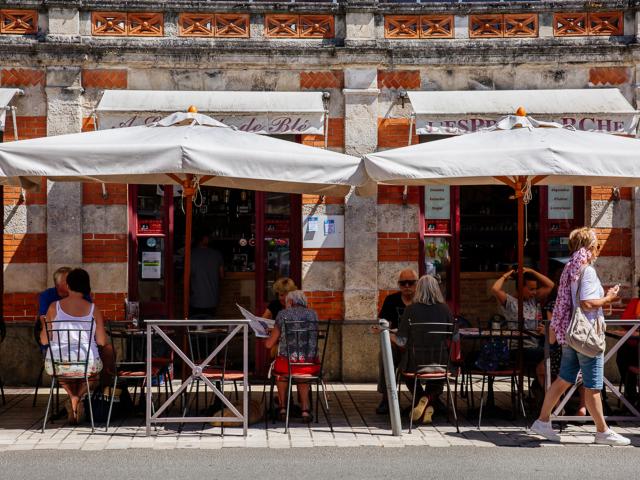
530,227,630,446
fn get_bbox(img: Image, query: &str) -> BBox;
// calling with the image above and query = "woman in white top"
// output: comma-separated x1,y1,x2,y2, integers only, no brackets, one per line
40,268,108,424
530,227,630,446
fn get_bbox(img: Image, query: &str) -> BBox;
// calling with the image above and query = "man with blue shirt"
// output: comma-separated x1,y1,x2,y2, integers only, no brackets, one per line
35,267,92,347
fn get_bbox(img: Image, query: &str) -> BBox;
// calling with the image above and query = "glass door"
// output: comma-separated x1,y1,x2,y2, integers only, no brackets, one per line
255,192,302,315
128,185,174,319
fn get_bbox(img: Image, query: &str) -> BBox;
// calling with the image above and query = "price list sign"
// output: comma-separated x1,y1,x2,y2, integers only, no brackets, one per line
548,186,573,220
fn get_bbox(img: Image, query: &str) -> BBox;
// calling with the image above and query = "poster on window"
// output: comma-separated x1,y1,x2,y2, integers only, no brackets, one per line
548,186,573,220
141,251,162,279
425,186,450,220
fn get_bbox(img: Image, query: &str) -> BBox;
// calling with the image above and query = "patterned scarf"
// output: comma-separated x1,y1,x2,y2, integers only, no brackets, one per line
550,247,591,345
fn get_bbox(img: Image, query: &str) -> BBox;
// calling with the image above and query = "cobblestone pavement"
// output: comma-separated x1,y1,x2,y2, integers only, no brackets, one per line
0,383,638,450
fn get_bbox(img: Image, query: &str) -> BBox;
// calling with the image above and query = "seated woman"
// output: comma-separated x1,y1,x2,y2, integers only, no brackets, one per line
262,277,298,320
264,290,319,424
40,268,108,425
391,274,453,424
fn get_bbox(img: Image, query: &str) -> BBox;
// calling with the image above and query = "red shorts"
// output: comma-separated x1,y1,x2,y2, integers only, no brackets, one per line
273,356,320,377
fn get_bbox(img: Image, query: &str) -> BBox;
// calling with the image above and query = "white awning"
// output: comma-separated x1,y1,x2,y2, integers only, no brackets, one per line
0,88,23,132
408,89,639,135
96,90,327,135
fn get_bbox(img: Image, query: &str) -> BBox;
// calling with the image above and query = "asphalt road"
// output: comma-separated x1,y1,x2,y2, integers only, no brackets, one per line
1,446,639,480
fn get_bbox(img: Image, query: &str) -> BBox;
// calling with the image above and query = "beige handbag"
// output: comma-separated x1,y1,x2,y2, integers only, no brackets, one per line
566,268,606,358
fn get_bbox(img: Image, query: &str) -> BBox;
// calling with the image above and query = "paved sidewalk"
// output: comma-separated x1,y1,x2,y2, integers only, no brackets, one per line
0,383,638,451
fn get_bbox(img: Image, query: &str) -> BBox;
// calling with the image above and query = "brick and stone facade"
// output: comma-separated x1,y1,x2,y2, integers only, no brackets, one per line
1,0,639,383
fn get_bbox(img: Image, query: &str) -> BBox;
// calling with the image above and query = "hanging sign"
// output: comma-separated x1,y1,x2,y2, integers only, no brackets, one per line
98,112,324,135
415,115,637,135
141,251,162,279
547,185,574,220
425,186,450,220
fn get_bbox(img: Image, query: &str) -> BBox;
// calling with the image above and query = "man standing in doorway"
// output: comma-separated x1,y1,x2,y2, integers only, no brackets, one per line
189,231,225,318
374,268,419,414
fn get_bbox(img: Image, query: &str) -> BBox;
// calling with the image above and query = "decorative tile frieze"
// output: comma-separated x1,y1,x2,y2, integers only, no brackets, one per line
178,13,214,37
127,13,164,37
178,13,249,38
215,14,250,38
384,16,419,39
469,14,503,38
469,13,538,38
0,9,38,35
553,12,588,36
384,15,453,39
504,14,538,38
265,14,334,39
554,11,623,37
91,12,163,37
420,15,454,39
588,11,623,36
91,12,128,36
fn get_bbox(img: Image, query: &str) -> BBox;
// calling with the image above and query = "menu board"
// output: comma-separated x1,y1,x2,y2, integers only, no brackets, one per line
548,186,573,220
425,186,450,220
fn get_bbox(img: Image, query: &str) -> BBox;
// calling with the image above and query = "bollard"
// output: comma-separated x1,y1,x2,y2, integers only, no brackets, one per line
379,319,402,436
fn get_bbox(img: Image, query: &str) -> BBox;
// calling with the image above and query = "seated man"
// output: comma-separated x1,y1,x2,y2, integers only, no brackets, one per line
491,267,554,387
35,267,73,350
373,268,418,415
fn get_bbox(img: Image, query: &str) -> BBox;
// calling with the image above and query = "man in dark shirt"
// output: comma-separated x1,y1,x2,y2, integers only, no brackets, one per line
375,268,418,414
190,231,225,318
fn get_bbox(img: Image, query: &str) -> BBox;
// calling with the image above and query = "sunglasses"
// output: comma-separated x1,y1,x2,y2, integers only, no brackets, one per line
398,280,417,287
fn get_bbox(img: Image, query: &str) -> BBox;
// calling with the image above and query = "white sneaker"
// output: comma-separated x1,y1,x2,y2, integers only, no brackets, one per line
530,419,561,442
594,429,631,446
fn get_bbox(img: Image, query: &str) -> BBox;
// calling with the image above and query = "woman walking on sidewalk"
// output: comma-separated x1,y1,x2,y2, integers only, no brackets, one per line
530,227,630,445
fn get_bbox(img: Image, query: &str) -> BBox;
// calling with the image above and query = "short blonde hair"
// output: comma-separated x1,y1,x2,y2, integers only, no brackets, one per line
568,227,597,254
53,266,71,286
272,277,298,295
413,275,445,305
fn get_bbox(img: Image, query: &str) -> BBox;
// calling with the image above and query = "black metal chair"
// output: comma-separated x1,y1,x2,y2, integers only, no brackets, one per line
105,323,171,431
185,324,247,419
42,318,98,432
266,319,332,433
0,316,6,404
399,321,459,433
465,321,526,429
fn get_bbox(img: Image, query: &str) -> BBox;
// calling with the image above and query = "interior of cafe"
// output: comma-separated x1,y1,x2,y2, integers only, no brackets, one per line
423,184,583,321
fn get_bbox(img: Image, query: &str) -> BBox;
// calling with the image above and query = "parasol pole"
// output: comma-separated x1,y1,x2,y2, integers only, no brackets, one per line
515,177,525,412
183,173,195,320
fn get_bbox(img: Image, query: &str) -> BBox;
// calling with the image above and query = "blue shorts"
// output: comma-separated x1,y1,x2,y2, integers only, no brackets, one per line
558,345,604,390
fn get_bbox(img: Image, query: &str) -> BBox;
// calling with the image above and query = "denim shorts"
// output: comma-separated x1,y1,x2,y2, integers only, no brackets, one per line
558,345,604,390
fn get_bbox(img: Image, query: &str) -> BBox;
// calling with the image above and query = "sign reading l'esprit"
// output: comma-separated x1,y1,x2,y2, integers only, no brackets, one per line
98,112,324,135
416,115,637,135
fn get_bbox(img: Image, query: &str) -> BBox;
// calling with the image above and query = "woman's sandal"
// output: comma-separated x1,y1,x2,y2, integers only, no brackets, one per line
411,396,429,423
277,408,287,422
301,409,313,424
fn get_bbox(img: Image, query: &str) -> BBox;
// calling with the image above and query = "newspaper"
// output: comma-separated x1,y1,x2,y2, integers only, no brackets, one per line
237,304,275,338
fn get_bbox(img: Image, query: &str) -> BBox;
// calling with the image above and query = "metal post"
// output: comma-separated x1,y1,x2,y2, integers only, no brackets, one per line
243,324,248,436
379,319,402,436
146,323,152,436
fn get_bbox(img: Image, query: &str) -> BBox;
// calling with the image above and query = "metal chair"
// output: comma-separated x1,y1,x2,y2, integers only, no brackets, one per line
185,324,247,418
105,323,171,431
42,318,98,432
466,321,526,429
0,316,6,404
399,321,459,433
266,319,332,434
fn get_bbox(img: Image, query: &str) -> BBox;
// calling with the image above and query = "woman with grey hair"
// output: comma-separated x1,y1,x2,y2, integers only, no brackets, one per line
391,275,453,424
265,290,319,423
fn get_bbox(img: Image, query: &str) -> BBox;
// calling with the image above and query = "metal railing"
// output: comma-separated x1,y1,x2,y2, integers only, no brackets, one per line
145,319,250,436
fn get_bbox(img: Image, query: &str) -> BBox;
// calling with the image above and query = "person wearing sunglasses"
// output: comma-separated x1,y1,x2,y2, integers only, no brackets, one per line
372,269,418,415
